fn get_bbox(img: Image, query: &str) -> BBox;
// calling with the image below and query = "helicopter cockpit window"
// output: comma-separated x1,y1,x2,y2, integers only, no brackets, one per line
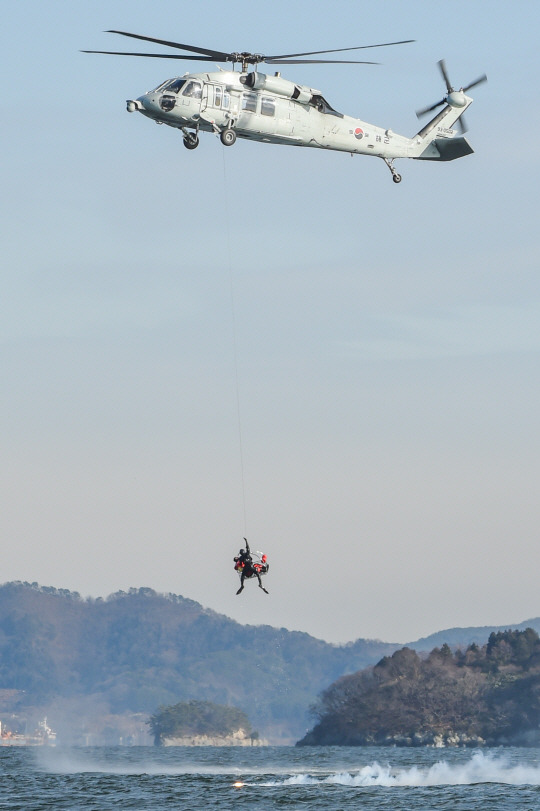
166,78,187,94
182,81,202,99
261,97,275,117
153,80,171,92
242,92,257,113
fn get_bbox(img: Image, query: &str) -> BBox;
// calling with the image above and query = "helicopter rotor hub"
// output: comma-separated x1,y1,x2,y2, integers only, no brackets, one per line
447,90,467,108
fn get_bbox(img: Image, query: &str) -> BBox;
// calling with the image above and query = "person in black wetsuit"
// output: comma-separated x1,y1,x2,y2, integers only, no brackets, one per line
234,538,269,595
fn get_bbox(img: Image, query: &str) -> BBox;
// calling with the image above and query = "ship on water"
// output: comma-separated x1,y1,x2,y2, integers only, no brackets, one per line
0,717,56,746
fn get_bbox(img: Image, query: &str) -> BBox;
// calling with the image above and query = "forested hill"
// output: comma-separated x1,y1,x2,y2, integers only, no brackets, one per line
408,617,540,651
298,629,540,747
0,582,396,742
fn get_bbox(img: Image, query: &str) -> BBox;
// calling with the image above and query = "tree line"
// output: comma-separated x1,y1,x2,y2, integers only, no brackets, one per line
148,700,255,744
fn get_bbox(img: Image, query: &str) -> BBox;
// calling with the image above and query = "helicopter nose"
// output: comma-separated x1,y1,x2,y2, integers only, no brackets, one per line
126,95,152,114
133,94,161,119
140,94,159,112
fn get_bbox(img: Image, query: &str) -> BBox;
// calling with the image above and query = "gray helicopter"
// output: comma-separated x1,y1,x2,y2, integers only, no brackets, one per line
83,31,486,183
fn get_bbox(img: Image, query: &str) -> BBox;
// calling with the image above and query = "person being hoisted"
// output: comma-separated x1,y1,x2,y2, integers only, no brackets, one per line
234,538,269,595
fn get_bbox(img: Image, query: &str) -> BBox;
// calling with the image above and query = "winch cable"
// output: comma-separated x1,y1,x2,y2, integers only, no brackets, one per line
221,146,248,538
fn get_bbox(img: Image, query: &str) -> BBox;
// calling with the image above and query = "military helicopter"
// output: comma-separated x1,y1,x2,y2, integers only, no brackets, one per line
83,31,487,183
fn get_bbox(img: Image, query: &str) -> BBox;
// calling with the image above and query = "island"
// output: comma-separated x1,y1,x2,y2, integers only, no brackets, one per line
297,629,540,747
148,700,265,746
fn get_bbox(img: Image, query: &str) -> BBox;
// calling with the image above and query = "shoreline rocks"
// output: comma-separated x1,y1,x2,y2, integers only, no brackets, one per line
162,728,267,747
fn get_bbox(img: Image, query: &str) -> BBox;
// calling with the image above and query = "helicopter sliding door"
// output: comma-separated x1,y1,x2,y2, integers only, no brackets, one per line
205,84,230,113
201,83,240,130
237,92,296,142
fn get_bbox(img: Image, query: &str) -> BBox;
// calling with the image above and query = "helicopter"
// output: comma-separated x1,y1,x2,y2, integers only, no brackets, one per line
83,31,487,183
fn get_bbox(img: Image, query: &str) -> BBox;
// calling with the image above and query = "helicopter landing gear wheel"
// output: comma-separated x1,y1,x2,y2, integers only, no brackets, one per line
384,157,402,184
183,133,199,150
220,128,236,146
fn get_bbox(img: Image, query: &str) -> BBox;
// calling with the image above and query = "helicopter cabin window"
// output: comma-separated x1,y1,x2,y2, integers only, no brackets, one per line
182,81,202,99
261,97,275,117
167,78,187,94
242,92,257,113
213,86,230,109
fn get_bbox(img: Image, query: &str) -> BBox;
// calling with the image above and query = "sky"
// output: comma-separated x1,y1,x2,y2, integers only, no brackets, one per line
2,1,539,645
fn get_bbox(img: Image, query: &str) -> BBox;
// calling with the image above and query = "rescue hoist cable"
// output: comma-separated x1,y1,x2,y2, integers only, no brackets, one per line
221,147,248,536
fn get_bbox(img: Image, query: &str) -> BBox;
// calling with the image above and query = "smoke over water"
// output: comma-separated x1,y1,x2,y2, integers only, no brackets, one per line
262,752,540,788
38,750,540,787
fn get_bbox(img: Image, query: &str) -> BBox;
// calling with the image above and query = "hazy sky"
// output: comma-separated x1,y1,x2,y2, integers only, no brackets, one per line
2,1,539,644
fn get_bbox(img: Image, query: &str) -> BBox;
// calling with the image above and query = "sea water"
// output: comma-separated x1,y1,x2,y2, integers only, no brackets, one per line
1,745,540,810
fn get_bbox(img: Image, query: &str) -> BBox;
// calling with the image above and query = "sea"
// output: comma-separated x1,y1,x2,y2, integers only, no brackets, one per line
2,744,540,810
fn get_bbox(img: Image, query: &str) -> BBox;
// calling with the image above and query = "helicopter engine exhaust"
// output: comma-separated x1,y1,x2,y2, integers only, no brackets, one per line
241,72,313,104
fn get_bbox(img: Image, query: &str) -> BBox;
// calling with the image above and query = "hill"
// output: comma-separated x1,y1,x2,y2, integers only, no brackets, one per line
0,581,396,743
3,581,540,745
297,629,540,747
407,617,540,652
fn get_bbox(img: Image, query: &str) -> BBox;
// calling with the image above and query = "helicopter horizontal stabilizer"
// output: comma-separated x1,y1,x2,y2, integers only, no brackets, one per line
416,136,474,161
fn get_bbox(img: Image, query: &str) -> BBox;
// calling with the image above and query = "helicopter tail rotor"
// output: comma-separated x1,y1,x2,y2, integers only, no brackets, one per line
416,59,487,134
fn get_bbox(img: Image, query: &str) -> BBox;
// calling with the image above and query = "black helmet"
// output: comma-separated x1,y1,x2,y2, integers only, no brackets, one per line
239,549,245,555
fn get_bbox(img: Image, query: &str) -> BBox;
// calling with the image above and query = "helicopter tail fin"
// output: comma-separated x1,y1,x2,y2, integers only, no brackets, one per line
410,97,474,161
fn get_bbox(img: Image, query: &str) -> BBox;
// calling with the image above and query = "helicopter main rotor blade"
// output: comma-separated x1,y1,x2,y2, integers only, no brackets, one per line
266,58,379,64
81,50,216,60
462,73,487,92
82,50,380,65
265,39,415,59
105,30,231,61
92,30,415,66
